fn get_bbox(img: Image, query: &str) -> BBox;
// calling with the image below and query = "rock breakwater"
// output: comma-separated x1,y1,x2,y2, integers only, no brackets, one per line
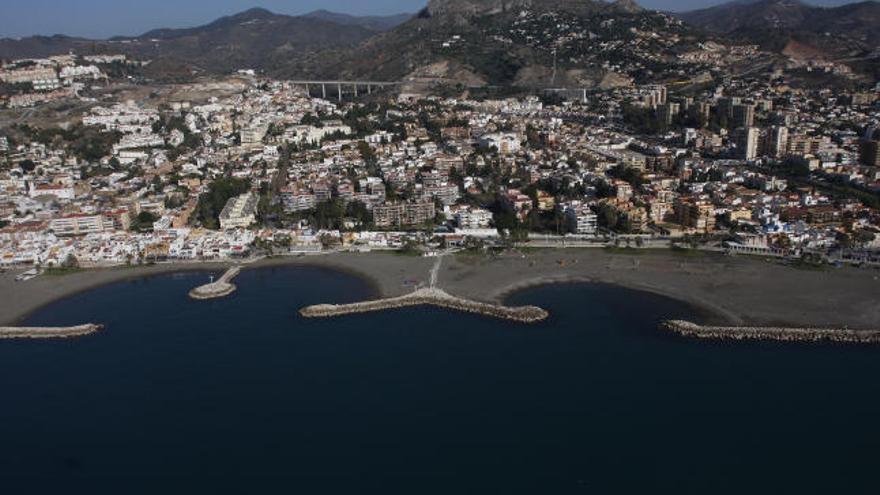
0,324,103,340
300,288,549,323
189,266,241,300
662,320,880,344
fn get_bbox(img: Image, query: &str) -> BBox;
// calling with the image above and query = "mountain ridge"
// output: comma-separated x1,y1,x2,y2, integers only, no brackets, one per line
2,2,878,85
302,10,414,32
0,8,410,62
676,0,880,77
305,0,711,89
679,0,880,42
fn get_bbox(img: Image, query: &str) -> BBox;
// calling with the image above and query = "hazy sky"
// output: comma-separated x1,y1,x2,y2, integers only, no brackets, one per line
0,0,865,39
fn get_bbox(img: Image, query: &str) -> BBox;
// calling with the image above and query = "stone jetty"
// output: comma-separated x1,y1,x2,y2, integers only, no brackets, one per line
662,320,880,344
189,266,241,300
0,324,103,340
300,288,549,324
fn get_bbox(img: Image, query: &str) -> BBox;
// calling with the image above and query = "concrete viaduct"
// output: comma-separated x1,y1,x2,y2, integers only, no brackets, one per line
288,80,599,104
288,80,401,101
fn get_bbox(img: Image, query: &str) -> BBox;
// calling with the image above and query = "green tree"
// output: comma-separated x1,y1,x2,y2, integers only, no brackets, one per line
608,164,644,188
853,229,876,247
599,204,620,230
194,177,251,229
345,200,372,227
61,253,79,269
313,199,346,230
357,141,376,163
300,113,323,127
131,211,158,232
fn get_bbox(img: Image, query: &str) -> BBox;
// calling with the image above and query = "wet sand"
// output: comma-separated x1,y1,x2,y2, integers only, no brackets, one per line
1,249,879,329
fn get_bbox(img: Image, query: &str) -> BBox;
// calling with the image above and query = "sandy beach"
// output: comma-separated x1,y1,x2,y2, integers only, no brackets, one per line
1,248,879,329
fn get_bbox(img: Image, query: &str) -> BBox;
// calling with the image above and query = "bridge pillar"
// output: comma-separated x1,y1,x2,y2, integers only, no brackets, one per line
367,84,372,95
305,83,309,96
583,88,587,104
354,84,358,98
338,83,342,102
322,84,326,99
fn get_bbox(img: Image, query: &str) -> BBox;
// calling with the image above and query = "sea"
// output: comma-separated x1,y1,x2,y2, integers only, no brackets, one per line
1,266,878,493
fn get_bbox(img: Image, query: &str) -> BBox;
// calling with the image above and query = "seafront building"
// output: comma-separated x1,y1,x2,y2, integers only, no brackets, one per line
562,202,599,235
373,201,436,228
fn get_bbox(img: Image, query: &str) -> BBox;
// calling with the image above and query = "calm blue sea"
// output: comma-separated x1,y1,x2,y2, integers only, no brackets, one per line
1,266,879,493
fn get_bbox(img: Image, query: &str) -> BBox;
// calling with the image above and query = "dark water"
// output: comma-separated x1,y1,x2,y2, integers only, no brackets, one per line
1,266,879,493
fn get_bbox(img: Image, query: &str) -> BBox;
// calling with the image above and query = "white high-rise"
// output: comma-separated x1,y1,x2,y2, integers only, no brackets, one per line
737,127,760,161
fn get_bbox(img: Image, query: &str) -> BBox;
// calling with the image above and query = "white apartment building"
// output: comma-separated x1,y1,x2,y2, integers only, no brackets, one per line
0,67,59,89
479,133,522,155
241,123,269,150
421,183,460,206
83,55,126,64
29,182,75,200
563,202,598,235
279,188,317,213
83,103,160,131
453,206,493,229
49,215,113,236
60,65,102,82
113,133,165,153
737,127,760,161
219,193,258,230
290,124,352,145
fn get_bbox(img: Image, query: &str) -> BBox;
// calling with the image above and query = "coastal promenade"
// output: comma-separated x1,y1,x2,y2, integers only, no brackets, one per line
188,266,241,300
0,324,102,340
662,320,880,344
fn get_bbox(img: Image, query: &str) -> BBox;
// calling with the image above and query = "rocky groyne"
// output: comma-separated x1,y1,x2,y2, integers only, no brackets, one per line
0,324,103,340
300,288,549,324
189,266,241,300
662,320,880,344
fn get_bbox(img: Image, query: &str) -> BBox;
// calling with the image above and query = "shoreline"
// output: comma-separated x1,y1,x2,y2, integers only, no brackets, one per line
494,275,742,326
443,249,880,330
0,262,236,326
0,254,390,326
2,249,879,331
